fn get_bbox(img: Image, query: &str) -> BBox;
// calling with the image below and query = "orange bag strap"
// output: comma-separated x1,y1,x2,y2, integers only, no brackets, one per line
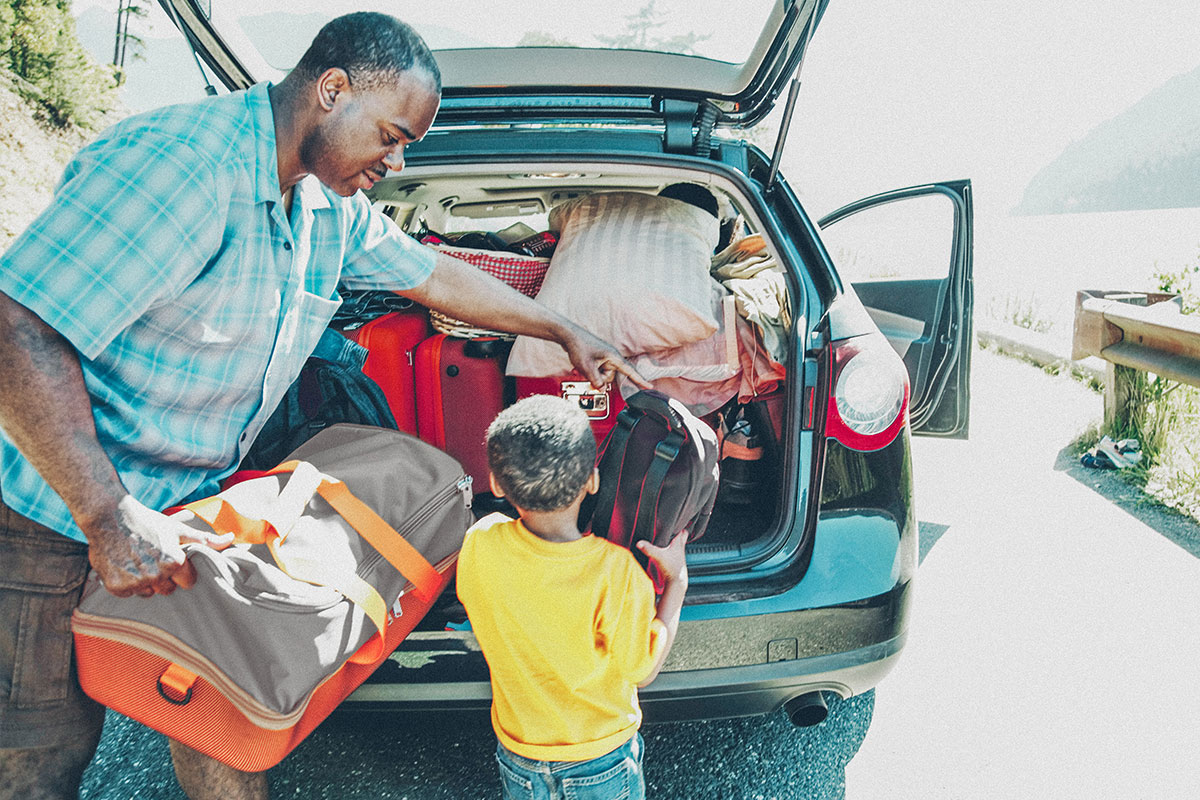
177,495,272,545
315,478,441,604
170,460,440,662
172,461,321,547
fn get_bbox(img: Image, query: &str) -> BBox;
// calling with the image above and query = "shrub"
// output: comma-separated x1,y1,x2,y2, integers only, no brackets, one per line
1,0,119,129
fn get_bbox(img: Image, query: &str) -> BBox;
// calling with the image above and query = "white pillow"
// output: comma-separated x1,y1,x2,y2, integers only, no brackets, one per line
506,191,719,377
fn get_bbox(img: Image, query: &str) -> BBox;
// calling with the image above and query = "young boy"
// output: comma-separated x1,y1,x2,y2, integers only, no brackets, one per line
456,395,688,800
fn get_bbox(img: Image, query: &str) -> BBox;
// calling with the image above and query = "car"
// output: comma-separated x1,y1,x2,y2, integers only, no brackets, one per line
157,0,973,727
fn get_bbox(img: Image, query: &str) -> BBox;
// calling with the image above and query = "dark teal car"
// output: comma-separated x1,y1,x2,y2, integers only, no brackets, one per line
160,0,973,727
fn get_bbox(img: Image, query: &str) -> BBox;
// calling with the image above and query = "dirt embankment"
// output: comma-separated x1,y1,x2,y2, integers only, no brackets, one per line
0,79,99,249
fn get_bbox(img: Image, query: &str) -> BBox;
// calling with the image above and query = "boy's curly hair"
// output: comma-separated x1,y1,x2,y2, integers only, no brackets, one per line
486,395,596,512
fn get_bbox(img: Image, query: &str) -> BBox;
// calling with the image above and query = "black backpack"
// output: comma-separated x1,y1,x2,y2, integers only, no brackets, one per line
582,390,720,575
240,328,398,471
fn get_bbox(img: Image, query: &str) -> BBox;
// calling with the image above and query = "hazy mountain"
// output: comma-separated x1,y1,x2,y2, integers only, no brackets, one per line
1016,63,1200,214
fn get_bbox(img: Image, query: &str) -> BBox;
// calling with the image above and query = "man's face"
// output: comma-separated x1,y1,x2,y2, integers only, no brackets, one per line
301,68,440,196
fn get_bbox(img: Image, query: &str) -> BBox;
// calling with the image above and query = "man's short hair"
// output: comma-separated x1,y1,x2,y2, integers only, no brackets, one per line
292,12,442,93
486,395,596,512
658,182,719,218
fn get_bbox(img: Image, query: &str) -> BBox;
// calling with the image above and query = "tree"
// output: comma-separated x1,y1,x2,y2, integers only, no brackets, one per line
1,0,119,128
113,0,148,69
517,31,577,48
594,1,709,55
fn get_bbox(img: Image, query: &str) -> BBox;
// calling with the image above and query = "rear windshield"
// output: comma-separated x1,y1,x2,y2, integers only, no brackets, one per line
206,0,777,69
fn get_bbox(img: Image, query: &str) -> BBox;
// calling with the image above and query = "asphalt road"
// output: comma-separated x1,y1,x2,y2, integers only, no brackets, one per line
80,693,873,799
847,345,1200,798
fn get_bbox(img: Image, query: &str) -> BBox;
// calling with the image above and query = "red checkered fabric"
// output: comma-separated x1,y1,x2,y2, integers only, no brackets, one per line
435,246,550,298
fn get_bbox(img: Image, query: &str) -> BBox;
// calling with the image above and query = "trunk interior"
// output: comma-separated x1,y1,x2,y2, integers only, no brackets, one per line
353,163,801,623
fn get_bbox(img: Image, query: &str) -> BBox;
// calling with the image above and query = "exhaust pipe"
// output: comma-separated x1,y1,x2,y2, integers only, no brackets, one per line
783,691,833,727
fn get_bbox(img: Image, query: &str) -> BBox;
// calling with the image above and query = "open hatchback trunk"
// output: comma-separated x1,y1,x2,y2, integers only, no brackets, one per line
359,159,809,620
154,0,974,715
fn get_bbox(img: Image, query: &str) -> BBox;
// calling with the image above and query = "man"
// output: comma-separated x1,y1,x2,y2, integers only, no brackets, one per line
0,12,645,800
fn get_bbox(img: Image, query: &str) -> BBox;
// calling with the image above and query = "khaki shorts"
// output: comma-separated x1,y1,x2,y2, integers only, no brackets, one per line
0,491,105,749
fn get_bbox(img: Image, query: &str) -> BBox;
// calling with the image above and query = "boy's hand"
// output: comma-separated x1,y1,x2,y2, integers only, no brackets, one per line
637,530,688,583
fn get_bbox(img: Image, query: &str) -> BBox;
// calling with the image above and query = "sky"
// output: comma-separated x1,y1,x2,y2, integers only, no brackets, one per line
75,0,1200,217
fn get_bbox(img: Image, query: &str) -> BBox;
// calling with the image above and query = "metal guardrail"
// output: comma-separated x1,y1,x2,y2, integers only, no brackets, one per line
1072,290,1200,425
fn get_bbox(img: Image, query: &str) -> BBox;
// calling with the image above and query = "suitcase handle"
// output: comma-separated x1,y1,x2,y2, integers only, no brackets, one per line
462,337,511,360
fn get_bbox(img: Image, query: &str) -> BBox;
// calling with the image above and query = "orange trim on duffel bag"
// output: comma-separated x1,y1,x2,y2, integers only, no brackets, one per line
157,663,198,705
73,560,456,772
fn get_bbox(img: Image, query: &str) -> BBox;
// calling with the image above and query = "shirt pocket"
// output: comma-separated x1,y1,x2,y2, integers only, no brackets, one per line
254,289,343,426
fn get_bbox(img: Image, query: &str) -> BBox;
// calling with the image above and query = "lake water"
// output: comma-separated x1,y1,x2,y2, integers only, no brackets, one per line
975,206,1200,349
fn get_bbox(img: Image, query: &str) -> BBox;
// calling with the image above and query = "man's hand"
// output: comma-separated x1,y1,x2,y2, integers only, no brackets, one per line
560,323,652,390
85,495,234,598
637,529,689,584
406,255,653,390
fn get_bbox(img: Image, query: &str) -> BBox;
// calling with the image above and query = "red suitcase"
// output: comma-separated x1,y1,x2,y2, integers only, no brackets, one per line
515,375,627,445
415,335,509,492
343,307,431,435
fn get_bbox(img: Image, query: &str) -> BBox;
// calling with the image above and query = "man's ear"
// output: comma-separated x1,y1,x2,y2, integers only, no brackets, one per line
584,467,600,496
488,472,506,498
315,67,351,111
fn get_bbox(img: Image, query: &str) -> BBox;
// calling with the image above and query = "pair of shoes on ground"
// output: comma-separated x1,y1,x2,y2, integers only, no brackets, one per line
1081,436,1142,470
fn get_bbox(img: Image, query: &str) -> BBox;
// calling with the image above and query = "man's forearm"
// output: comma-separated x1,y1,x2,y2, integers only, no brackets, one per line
402,252,573,341
403,252,650,389
0,292,125,527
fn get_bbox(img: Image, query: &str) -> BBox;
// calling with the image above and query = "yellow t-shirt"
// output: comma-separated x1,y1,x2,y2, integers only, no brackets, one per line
456,512,668,762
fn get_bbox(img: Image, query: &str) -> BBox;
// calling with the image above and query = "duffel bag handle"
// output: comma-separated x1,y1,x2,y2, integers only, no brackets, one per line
171,461,324,548
171,462,440,663
177,461,439,602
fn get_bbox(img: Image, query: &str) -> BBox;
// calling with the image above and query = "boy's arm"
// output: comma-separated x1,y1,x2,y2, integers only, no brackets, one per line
635,531,689,687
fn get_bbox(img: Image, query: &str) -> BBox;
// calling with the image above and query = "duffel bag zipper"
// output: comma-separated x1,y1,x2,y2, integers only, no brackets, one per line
183,547,347,614
355,473,471,577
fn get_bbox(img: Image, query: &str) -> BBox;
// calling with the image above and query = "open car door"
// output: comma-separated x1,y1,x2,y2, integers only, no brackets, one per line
818,181,973,438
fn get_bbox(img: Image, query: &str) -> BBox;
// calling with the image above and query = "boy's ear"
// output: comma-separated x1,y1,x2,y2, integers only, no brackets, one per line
584,467,600,495
488,472,506,498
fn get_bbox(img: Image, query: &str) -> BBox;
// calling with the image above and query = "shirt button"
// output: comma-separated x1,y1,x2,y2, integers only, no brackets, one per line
283,241,292,251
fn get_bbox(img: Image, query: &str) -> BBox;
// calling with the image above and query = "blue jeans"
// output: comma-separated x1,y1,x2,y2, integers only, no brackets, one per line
495,733,646,800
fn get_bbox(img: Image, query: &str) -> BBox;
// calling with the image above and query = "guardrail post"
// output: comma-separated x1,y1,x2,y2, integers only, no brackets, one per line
1104,363,1136,428
1073,288,1200,430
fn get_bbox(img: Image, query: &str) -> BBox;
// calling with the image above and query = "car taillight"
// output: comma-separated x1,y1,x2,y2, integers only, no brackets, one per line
825,333,910,451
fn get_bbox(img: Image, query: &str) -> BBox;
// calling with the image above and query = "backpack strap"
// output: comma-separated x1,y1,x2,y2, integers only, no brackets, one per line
589,408,641,539
632,429,685,549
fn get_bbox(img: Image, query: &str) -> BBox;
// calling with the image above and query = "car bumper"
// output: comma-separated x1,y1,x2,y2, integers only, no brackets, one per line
341,581,909,721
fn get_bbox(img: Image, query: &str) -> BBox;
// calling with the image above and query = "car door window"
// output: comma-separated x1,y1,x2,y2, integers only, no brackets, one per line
818,193,955,283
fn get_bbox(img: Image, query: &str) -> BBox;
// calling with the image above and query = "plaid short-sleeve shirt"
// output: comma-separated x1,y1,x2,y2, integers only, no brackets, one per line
0,82,436,542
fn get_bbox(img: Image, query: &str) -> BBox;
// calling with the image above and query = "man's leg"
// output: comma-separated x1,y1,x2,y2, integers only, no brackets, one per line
0,498,107,800
0,735,103,800
169,739,269,800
